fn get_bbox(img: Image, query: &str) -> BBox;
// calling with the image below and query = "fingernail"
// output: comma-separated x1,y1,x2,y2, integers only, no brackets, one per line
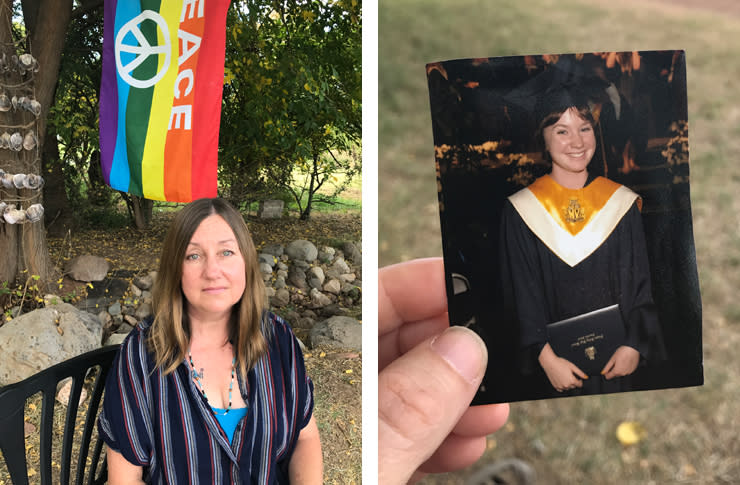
431,326,487,383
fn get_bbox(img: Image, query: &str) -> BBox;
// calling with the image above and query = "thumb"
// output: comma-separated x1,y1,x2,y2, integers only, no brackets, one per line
378,326,488,484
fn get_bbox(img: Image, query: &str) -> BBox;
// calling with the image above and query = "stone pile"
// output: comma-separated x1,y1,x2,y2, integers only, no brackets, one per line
0,239,362,385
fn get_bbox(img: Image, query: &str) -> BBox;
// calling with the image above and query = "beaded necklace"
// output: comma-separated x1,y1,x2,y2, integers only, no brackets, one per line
188,349,236,415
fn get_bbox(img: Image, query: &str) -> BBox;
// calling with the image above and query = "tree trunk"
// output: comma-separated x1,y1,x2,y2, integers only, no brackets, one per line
0,0,72,287
43,122,73,237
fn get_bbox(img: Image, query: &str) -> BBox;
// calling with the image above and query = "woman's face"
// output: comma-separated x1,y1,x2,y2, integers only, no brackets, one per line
181,214,246,322
543,107,596,177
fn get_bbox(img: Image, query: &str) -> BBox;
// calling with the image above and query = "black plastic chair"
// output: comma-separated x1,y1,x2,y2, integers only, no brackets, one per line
0,345,119,485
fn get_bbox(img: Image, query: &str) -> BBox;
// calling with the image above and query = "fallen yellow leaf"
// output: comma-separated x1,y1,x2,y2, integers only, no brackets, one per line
616,421,646,446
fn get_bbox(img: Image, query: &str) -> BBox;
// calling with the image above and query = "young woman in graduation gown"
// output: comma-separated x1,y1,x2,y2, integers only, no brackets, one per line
499,86,665,397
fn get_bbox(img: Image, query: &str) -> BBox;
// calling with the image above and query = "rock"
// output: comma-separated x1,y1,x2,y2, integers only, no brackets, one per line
271,288,290,307
288,267,307,289
66,255,110,282
262,244,284,257
24,421,35,437
115,323,134,335
98,311,113,331
141,290,153,304
265,287,276,298
319,303,348,317
130,284,142,297
318,247,336,264
259,262,274,274
291,317,315,329
323,278,342,295
284,311,301,323
293,260,310,271
274,276,286,289
302,309,317,319
108,302,122,316
133,273,154,291
276,269,288,279
55,378,87,407
331,257,351,275
135,302,153,320
325,268,342,280
343,242,362,265
309,288,332,307
286,240,318,262
276,262,288,271
0,303,103,386
124,314,138,326
43,294,63,306
309,316,362,350
308,266,325,289
258,253,277,267
339,273,356,283
105,333,127,346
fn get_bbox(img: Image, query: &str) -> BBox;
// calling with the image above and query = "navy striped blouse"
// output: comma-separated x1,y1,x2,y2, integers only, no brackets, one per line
98,312,314,484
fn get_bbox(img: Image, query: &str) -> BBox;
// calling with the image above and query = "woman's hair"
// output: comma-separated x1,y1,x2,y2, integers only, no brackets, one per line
147,198,267,377
534,85,595,162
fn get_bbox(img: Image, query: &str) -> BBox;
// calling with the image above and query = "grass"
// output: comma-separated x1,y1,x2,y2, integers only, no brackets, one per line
379,0,740,482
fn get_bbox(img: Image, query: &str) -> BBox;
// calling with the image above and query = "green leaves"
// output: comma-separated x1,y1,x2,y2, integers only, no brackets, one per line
219,0,361,213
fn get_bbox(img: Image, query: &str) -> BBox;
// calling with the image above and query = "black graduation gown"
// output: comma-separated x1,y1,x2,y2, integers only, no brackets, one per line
499,176,665,397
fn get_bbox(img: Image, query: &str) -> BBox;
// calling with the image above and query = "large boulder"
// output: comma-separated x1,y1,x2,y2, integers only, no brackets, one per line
66,255,110,282
0,303,103,386
286,240,318,262
309,316,361,350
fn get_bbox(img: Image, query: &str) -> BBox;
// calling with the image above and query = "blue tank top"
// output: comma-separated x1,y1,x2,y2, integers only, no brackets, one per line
212,406,248,444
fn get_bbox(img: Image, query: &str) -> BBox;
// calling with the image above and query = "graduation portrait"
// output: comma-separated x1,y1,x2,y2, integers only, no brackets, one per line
427,51,703,404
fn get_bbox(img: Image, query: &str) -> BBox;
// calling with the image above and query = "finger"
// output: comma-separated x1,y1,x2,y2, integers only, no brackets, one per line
379,258,447,335
378,326,487,484
417,433,487,474
601,356,616,376
452,403,510,437
570,364,589,380
378,314,450,371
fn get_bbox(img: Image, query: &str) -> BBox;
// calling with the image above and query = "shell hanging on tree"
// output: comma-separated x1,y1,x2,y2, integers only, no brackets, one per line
23,98,41,117
3,207,26,224
0,132,9,149
24,173,44,190
0,93,10,112
1,173,13,189
18,54,39,75
23,131,37,151
12,173,26,189
25,204,44,223
9,132,23,151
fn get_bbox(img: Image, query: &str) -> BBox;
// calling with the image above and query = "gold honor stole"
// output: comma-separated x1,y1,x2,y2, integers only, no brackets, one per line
508,175,640,267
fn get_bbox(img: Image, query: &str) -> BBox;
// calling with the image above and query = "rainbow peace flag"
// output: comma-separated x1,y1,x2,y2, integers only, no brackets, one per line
100,0,230,202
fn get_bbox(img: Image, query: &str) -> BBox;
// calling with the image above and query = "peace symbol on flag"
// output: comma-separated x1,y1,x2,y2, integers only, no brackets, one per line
115,10,172,89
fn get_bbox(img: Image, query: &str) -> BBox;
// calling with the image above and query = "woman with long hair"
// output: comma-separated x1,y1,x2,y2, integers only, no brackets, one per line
99,198,322,483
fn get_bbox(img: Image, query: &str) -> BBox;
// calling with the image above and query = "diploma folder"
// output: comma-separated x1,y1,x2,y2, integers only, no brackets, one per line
547,304,625,376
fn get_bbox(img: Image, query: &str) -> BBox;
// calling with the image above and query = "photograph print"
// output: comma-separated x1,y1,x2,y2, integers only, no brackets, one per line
427,51,703,404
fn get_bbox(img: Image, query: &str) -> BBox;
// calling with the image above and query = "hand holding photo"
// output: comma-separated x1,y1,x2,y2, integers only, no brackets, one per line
427,51,702,404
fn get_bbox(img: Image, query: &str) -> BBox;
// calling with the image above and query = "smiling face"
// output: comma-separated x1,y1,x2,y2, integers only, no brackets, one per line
180,214,246,323
543,107,596,182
